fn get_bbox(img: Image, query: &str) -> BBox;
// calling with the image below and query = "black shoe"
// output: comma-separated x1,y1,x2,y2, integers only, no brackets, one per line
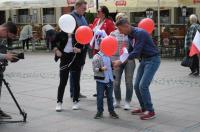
192,71,199,76
0,110,12,119
79,93,87,98
93,94,97,97
94,112,103,119
189,72,195,76
110,111,119,119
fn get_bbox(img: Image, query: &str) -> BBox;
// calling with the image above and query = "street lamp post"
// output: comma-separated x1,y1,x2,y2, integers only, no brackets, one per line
181,6,187,55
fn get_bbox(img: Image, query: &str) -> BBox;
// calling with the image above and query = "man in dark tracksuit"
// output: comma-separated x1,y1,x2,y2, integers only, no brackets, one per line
113,18,160,120
69,0,88,99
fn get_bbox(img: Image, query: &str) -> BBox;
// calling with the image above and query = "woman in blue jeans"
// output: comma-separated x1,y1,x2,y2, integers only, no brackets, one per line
113,18,160,120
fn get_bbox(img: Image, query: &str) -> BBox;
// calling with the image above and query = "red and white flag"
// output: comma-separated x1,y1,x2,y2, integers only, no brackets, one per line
189,30,200,57
120,46,129,63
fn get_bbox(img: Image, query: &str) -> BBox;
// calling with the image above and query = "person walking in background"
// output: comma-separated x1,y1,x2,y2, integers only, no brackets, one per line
110,13,135,110
113,18,160,120
42,24,56,51
90,6,115,55
185,14,200,76
19,24,33,50
92,49,119,119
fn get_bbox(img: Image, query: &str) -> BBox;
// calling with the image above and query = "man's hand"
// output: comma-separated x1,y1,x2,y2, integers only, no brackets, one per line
112,60,122,69
73,47,81,53
101,66,107,71
5,53,18,61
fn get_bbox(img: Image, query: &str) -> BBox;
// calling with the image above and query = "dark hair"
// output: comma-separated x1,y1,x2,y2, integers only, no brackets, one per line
115,18,129,27
75,0,87,7
2,22,17,35
99,6,109,18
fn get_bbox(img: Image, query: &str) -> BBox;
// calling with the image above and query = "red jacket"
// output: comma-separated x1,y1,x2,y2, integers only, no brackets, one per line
91,18,115,35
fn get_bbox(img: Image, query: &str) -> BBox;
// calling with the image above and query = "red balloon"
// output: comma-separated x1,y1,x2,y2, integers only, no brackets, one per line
138,18,155,34
75,26,93,45
100,36,118,56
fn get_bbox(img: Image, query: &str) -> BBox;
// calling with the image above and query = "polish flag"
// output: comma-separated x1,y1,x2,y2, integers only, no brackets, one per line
189,31,200,57
120,46,129,63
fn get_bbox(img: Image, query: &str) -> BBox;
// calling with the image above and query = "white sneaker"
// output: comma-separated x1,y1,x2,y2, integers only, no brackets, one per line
124,101,131,110
72,101,80,110
56,102,62,112
113,100,121,108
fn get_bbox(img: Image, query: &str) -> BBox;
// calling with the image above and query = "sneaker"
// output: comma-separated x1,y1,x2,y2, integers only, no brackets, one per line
0,110,12,119
110,111,119,119
124,101,131,110
113,100,121,108
140,111,156,120
72,101,80,110
131,108,144,115
79,93,87,98
94,112,103,119
56,102,62,112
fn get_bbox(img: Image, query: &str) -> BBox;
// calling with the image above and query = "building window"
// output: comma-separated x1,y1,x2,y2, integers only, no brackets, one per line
175,7,194,24
0,11,6,24
18,9,30,24
131,12,146,25
43,8,55,24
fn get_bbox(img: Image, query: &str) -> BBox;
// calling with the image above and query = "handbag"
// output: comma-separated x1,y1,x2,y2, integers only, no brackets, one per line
181,56,193,67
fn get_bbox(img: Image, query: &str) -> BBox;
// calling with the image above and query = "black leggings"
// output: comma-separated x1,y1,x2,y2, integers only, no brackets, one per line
57,54,81,103
22,38,30,50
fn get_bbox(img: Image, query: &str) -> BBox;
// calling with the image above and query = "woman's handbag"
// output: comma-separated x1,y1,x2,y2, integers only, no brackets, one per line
181,56,193,67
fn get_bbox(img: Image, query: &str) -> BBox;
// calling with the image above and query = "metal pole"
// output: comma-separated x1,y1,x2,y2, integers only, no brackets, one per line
157,0,161,46
96,0,99,12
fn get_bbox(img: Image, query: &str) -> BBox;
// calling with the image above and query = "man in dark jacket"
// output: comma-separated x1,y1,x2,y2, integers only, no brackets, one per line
113,18,160,120
0,22,18,119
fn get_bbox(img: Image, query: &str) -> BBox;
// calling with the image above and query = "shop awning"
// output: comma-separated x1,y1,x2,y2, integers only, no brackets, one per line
86,0,200,13
0,0,68,10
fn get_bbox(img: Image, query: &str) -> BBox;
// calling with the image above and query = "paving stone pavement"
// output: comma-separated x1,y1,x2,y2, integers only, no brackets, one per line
0,52,200,132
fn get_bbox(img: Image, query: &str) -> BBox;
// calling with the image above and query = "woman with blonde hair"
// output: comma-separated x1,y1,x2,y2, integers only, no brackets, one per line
110,13,135,110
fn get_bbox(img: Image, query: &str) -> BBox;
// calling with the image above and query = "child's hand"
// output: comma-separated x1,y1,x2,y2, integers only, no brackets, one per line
101,66,107,71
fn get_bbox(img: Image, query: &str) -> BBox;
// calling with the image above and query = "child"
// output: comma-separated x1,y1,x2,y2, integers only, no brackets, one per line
92,50,119,119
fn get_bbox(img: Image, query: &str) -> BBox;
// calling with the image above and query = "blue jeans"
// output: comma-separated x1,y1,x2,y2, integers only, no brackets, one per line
134,55,160,112
96,81,114,113
113,60,135,102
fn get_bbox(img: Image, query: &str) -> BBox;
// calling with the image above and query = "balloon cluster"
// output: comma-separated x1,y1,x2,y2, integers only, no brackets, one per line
58,14,118,56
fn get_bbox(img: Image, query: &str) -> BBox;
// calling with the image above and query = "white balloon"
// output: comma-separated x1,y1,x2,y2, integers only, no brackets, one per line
58,14,76,33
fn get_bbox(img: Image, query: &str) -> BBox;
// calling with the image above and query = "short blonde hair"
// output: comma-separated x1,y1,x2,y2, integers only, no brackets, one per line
115,12,128,21
189,14,198,24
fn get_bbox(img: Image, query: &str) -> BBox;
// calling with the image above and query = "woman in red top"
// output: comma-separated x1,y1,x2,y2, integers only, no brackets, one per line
90,6,115,55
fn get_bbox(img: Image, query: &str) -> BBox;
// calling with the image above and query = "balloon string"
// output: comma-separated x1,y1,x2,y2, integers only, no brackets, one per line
60,43,78,71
